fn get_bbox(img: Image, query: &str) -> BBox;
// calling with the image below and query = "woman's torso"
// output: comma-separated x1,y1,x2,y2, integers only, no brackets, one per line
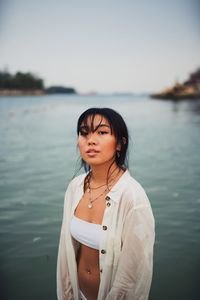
73,188,107,300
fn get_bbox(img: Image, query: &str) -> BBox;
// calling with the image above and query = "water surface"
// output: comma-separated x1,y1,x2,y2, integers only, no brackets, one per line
0,94,200,300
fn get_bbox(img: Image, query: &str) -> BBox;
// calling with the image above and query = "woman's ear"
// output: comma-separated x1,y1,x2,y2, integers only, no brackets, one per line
122,137,127,145
116,144,121,151
116,137,126,151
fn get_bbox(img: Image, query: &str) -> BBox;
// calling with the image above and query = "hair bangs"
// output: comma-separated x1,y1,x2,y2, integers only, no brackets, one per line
77,109,114,135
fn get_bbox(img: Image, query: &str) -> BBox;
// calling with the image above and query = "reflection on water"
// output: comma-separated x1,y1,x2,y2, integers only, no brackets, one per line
169,98,200,114
0,95,200,300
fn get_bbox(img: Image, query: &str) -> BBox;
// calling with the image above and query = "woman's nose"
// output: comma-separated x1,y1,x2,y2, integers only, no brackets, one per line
87,133,97,145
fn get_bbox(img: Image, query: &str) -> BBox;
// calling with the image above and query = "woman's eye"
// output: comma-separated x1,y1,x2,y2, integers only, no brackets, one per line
98,131,108,135
79,131,88,136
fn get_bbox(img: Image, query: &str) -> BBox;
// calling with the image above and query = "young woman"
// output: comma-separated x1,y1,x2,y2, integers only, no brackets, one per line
57,108,155,300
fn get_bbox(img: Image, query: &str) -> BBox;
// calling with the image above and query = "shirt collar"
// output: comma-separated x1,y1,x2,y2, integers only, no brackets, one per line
77,169,131,203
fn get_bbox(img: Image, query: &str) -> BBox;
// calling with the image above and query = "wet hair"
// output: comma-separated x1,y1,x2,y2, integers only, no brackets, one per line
77,107,129,172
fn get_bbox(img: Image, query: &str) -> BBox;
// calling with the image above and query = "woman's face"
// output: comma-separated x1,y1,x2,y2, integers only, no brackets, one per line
78,114,119,167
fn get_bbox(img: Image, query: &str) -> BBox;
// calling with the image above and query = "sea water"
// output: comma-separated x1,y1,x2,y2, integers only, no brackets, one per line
0,94,200,300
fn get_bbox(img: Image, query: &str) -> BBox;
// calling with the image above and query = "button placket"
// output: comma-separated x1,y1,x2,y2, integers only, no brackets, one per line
102,196,110,235
101,249,106,254
105,195,111,208
99,195,112,273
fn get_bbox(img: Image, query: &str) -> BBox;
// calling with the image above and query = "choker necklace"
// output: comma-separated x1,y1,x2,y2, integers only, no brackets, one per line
86,166,118,191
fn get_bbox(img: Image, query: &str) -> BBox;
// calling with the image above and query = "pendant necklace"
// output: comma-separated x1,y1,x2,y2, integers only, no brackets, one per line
87,168,120,208
87,187,108,208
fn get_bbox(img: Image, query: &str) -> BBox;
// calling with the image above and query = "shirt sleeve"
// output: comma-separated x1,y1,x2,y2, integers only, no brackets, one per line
57,182,74,300
106,202,155,300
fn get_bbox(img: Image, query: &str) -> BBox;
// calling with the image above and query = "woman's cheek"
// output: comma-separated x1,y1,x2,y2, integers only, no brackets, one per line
78,138,84,150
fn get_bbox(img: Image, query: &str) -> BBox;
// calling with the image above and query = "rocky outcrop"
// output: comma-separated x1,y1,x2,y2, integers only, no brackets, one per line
151,68,200,100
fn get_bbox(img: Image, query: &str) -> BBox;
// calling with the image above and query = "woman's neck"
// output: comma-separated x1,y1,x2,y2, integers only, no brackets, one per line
90,162,121,184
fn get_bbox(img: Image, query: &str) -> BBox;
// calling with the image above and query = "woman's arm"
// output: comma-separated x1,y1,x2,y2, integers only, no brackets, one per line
57,230,74,300
106,203,155,300
57,183,74,300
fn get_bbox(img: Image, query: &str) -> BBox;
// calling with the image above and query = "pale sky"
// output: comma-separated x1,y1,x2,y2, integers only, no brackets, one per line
0,0,200,93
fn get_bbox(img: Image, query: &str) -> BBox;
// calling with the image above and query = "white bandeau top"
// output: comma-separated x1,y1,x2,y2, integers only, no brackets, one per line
70,215,101,250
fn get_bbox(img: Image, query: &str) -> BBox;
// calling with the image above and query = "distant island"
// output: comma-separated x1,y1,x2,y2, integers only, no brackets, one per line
0,70,77,96
151,68,200,100
46,86,76,94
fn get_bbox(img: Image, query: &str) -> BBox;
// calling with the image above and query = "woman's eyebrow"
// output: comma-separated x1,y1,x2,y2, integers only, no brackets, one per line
80,125,88,130
96,124,110,128
80,124,110,131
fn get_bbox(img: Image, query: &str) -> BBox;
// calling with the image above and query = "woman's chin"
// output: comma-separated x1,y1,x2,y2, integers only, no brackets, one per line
83,158,115,168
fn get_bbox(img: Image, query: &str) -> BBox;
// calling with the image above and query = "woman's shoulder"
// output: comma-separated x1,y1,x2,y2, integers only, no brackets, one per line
67,172,86,189
124,172,150,208
128,174,146,193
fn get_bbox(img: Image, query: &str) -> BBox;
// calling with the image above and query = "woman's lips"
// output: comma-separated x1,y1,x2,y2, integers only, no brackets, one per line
86,149,100,156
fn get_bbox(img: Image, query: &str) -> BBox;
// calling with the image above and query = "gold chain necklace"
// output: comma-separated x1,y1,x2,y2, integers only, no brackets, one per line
87,186,108,209
87,168,120,209
86,166,118,191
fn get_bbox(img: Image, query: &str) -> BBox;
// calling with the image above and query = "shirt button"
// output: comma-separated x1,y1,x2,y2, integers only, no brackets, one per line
102,225,107,230
105,196,110,201
100,269,103,273
101,249,106,254
106,202,111,207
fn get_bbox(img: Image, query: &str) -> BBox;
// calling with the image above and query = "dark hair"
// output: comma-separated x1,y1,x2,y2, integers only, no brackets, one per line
77,107,129,172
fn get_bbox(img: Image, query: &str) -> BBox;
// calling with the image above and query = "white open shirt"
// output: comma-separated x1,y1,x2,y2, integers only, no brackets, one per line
57,170,155,300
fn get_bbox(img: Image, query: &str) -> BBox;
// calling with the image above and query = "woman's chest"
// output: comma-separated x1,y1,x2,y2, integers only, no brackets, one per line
74,192,107,225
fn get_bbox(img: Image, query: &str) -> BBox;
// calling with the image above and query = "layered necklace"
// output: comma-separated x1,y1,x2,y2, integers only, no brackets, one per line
86,167,120,209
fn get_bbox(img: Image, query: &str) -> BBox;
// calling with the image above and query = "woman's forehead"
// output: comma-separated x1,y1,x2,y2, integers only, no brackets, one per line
81,114,110,127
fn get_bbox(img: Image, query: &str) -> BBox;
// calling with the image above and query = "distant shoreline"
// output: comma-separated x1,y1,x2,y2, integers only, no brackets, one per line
0,89,77,96
0,89,45,96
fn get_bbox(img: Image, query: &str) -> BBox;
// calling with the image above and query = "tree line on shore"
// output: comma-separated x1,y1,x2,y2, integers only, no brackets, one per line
0,71,43,90
0,70,77,94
